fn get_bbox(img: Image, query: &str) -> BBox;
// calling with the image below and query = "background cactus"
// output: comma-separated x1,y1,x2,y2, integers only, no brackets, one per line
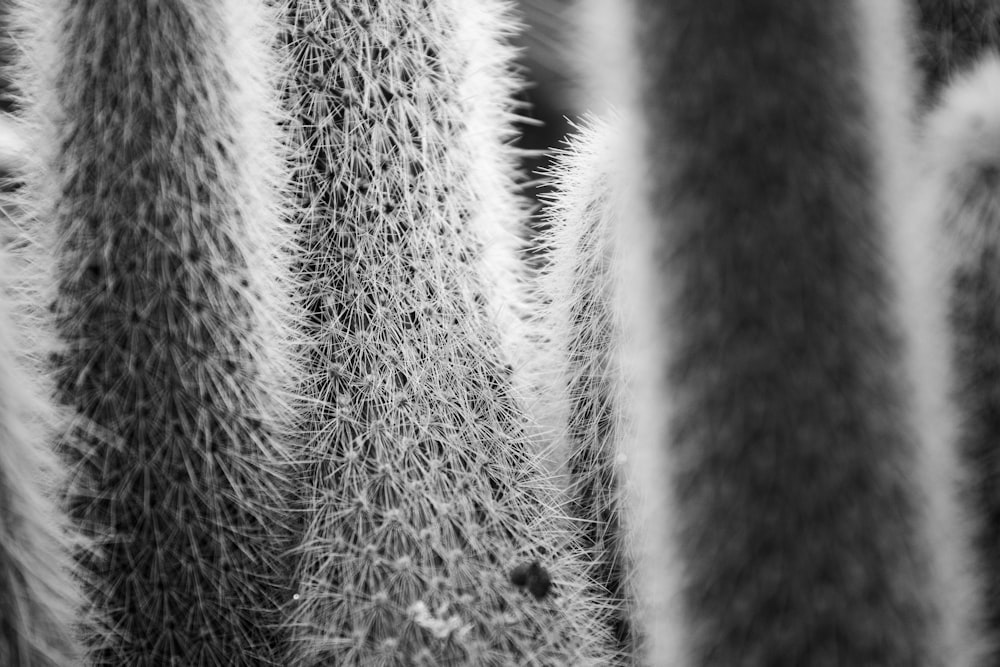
920,55,1000,663
528,117,637,664
279,0,618,664
12,0,303,662
588,0,984,663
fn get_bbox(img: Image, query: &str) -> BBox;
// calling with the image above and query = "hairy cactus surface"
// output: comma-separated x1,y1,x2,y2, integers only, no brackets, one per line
280,0,617,664
922,55,1000,663
592,0,985,664
0,232,82,663
12,0,303,663
529,118,636,664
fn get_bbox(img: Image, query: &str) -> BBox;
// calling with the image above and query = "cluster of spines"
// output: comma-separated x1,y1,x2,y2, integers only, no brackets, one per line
11,0,303,663
528,117,637,664
279,0,617,664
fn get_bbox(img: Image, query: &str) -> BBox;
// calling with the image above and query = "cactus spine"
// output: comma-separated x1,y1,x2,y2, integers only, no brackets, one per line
530,118,637,664
591,0,984,663
280,0,616,663
13,0,302,662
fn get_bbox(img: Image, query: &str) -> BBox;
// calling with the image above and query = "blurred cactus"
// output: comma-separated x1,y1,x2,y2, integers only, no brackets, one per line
590,0,983,664
11,0,303,662
921,54,1000,663
528,118,637,664
913,0,1000,107
279,0,618,664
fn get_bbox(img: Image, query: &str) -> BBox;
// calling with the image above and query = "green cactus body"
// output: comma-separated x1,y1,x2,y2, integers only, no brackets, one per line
594,0,983,664
922,55,1000,663
281,0,616,664
14,0,302,663
0,230,82,663
530,118,636,664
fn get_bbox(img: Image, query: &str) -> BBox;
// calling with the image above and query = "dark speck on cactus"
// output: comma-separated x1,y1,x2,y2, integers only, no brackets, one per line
510,561,552,600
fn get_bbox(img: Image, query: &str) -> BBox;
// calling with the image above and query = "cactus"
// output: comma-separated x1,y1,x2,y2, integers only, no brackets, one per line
12,0,303,663
589,0,985,663
529,117,637,664
0,220,83,662
921,54,1000,663
912,0,1000,106
279,0,617,664
515,0,575,108
0,10,83,661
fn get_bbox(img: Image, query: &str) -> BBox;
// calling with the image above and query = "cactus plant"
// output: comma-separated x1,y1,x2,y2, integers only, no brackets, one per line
0,219,83,663
528,117,637,664
589,0,985,663
11,0,303,662
279,0,617,664
921,54,1000,663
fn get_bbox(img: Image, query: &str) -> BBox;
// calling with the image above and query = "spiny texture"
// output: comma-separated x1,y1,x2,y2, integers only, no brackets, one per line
913,0,1000,107
281,0,616,664
923,55,1000,663
0,226,82,661
530,118,636,664
599,0,980,663
13,0,302,663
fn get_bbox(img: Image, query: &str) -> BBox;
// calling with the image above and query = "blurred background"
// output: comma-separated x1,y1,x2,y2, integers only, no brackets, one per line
512,0,579,186
512,0,581,265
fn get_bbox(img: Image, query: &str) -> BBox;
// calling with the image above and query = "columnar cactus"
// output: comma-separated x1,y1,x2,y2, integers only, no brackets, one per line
0,230,82,662
529,118,636,664
921,55,1000,663
280,0,617,664
592,0,985,664
12,0,303,663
